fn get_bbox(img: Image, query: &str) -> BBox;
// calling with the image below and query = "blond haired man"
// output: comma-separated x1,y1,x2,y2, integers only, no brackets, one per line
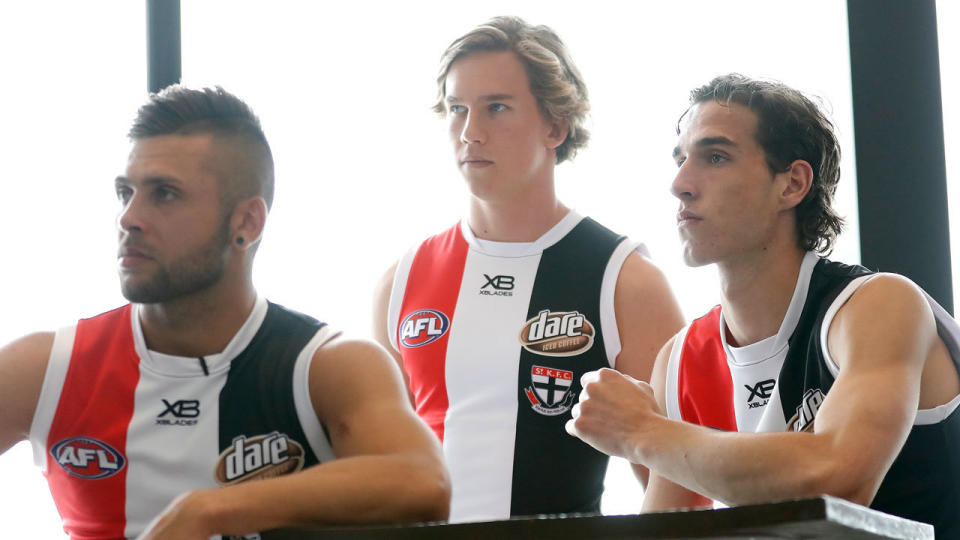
373,16,683,522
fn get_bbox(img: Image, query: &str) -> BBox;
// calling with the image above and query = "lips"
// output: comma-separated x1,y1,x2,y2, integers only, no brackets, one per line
117,244,154,268
677,209,702,225
461,156,494,167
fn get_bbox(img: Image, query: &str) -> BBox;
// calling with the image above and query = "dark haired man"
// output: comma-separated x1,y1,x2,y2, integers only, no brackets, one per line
567,74,960,537
0,86,449,539
372,16,684,522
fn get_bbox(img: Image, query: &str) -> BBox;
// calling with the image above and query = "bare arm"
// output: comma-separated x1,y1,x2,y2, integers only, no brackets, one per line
0,332,53,456
641,335,712,512
612,252,685,489
372,260,415,403
141,338,450,539
571,275,938,507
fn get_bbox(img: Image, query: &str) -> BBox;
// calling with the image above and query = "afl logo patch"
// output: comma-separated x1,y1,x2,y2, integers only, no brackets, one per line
50,436,126,479
215,432,305,486
399,309,450,348
519,309,594,357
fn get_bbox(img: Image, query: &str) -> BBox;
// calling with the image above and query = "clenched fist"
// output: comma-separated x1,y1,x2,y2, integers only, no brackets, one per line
565,368,664,463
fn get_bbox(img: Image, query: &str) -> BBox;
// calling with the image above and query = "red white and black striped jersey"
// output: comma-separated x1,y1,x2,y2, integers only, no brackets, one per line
387,211,646,522
666,252,960,537
29,297,337,540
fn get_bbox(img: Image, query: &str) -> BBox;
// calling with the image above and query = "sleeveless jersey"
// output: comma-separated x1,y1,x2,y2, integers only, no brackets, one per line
665,252,960,537
387,211,643,522
28,297,338,540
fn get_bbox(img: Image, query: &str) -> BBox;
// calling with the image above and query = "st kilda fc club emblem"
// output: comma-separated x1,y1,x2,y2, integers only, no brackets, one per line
524,365,576,416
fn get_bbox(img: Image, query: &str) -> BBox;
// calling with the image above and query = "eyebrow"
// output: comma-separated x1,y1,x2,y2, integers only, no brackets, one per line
114,175,182,187
672,136,737,158
445,93,516,103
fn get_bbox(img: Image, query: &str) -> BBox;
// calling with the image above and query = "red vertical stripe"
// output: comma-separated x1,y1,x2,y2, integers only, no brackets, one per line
677,306,737,432
45,305,141,539
397,224,469,442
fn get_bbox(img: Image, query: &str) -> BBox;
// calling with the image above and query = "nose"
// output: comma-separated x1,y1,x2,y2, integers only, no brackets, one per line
117,193,144,234
670,161,698,201
459,110,486,145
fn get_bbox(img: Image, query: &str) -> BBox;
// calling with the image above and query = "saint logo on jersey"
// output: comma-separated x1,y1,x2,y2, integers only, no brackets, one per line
524,365,576,416
399,309,450,348
50,436,126,479
215,432,305,486
519,310,594,357
787,388,825,432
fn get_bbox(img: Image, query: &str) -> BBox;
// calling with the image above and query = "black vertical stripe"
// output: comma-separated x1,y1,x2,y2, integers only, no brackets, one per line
779,259,960,537
217,303,326,470
510,218,624,516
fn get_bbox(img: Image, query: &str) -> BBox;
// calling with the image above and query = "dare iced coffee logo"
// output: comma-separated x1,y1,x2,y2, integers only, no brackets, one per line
215,432,305,486
519,309,594,357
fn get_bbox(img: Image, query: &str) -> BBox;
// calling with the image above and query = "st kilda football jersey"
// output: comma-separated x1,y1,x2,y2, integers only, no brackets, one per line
665,252,960,537
28,297,337,540
387,211,645,522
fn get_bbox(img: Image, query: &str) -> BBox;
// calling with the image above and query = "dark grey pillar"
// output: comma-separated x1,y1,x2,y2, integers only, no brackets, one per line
847,0,952,314
146,0,181,93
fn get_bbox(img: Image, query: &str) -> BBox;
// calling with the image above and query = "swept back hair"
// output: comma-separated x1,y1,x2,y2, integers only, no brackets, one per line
433,16,590,164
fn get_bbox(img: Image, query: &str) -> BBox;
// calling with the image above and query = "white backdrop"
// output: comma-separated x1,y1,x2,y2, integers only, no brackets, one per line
10,1,953,536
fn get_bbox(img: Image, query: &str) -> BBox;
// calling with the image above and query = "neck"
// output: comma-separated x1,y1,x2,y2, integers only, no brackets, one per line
717,243,807,347
137,272,257,357
467,179,568,242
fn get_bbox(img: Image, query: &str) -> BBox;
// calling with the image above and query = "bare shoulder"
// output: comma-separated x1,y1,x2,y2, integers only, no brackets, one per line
832,273,932,336
614,252,685,381
308,336,409,420
616,252,673,292
311,336,402,381
829,273,937,370
0,331,56,450
373,261,399,303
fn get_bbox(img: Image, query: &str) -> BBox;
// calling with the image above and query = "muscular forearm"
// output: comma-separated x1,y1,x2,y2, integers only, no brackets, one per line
184,453,449,536
635,418,876,506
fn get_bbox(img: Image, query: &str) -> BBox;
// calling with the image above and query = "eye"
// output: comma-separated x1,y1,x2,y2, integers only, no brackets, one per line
709,153,727,164
448,104,467,115
675,157,686,168
489,103,507,112
152,186,178,203
115,185,133,204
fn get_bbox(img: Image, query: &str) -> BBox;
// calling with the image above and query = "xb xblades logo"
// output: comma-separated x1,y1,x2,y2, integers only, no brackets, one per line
157,399,200,426
480,274,514,296
745,379,775,409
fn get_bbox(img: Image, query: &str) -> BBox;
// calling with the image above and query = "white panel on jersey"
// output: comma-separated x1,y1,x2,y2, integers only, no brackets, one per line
443,249,540,523
29,324,77,469
387,247,419,352
722,252,819,433
123,359,227,537
293,325,340,462
124,299,266,537
598,240,644,369
664,326,689,422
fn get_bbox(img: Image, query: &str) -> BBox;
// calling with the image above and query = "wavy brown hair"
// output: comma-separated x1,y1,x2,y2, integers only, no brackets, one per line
433,16,589,164
685,74,845,254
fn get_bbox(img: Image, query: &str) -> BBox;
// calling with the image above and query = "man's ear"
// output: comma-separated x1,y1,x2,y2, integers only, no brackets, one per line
230,196,268,250
779,159,814,210
545,119,569,150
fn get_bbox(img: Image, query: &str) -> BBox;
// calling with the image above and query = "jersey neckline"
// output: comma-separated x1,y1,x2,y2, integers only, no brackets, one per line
131,295,268,378
459,210,584,258
721,251,819,367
